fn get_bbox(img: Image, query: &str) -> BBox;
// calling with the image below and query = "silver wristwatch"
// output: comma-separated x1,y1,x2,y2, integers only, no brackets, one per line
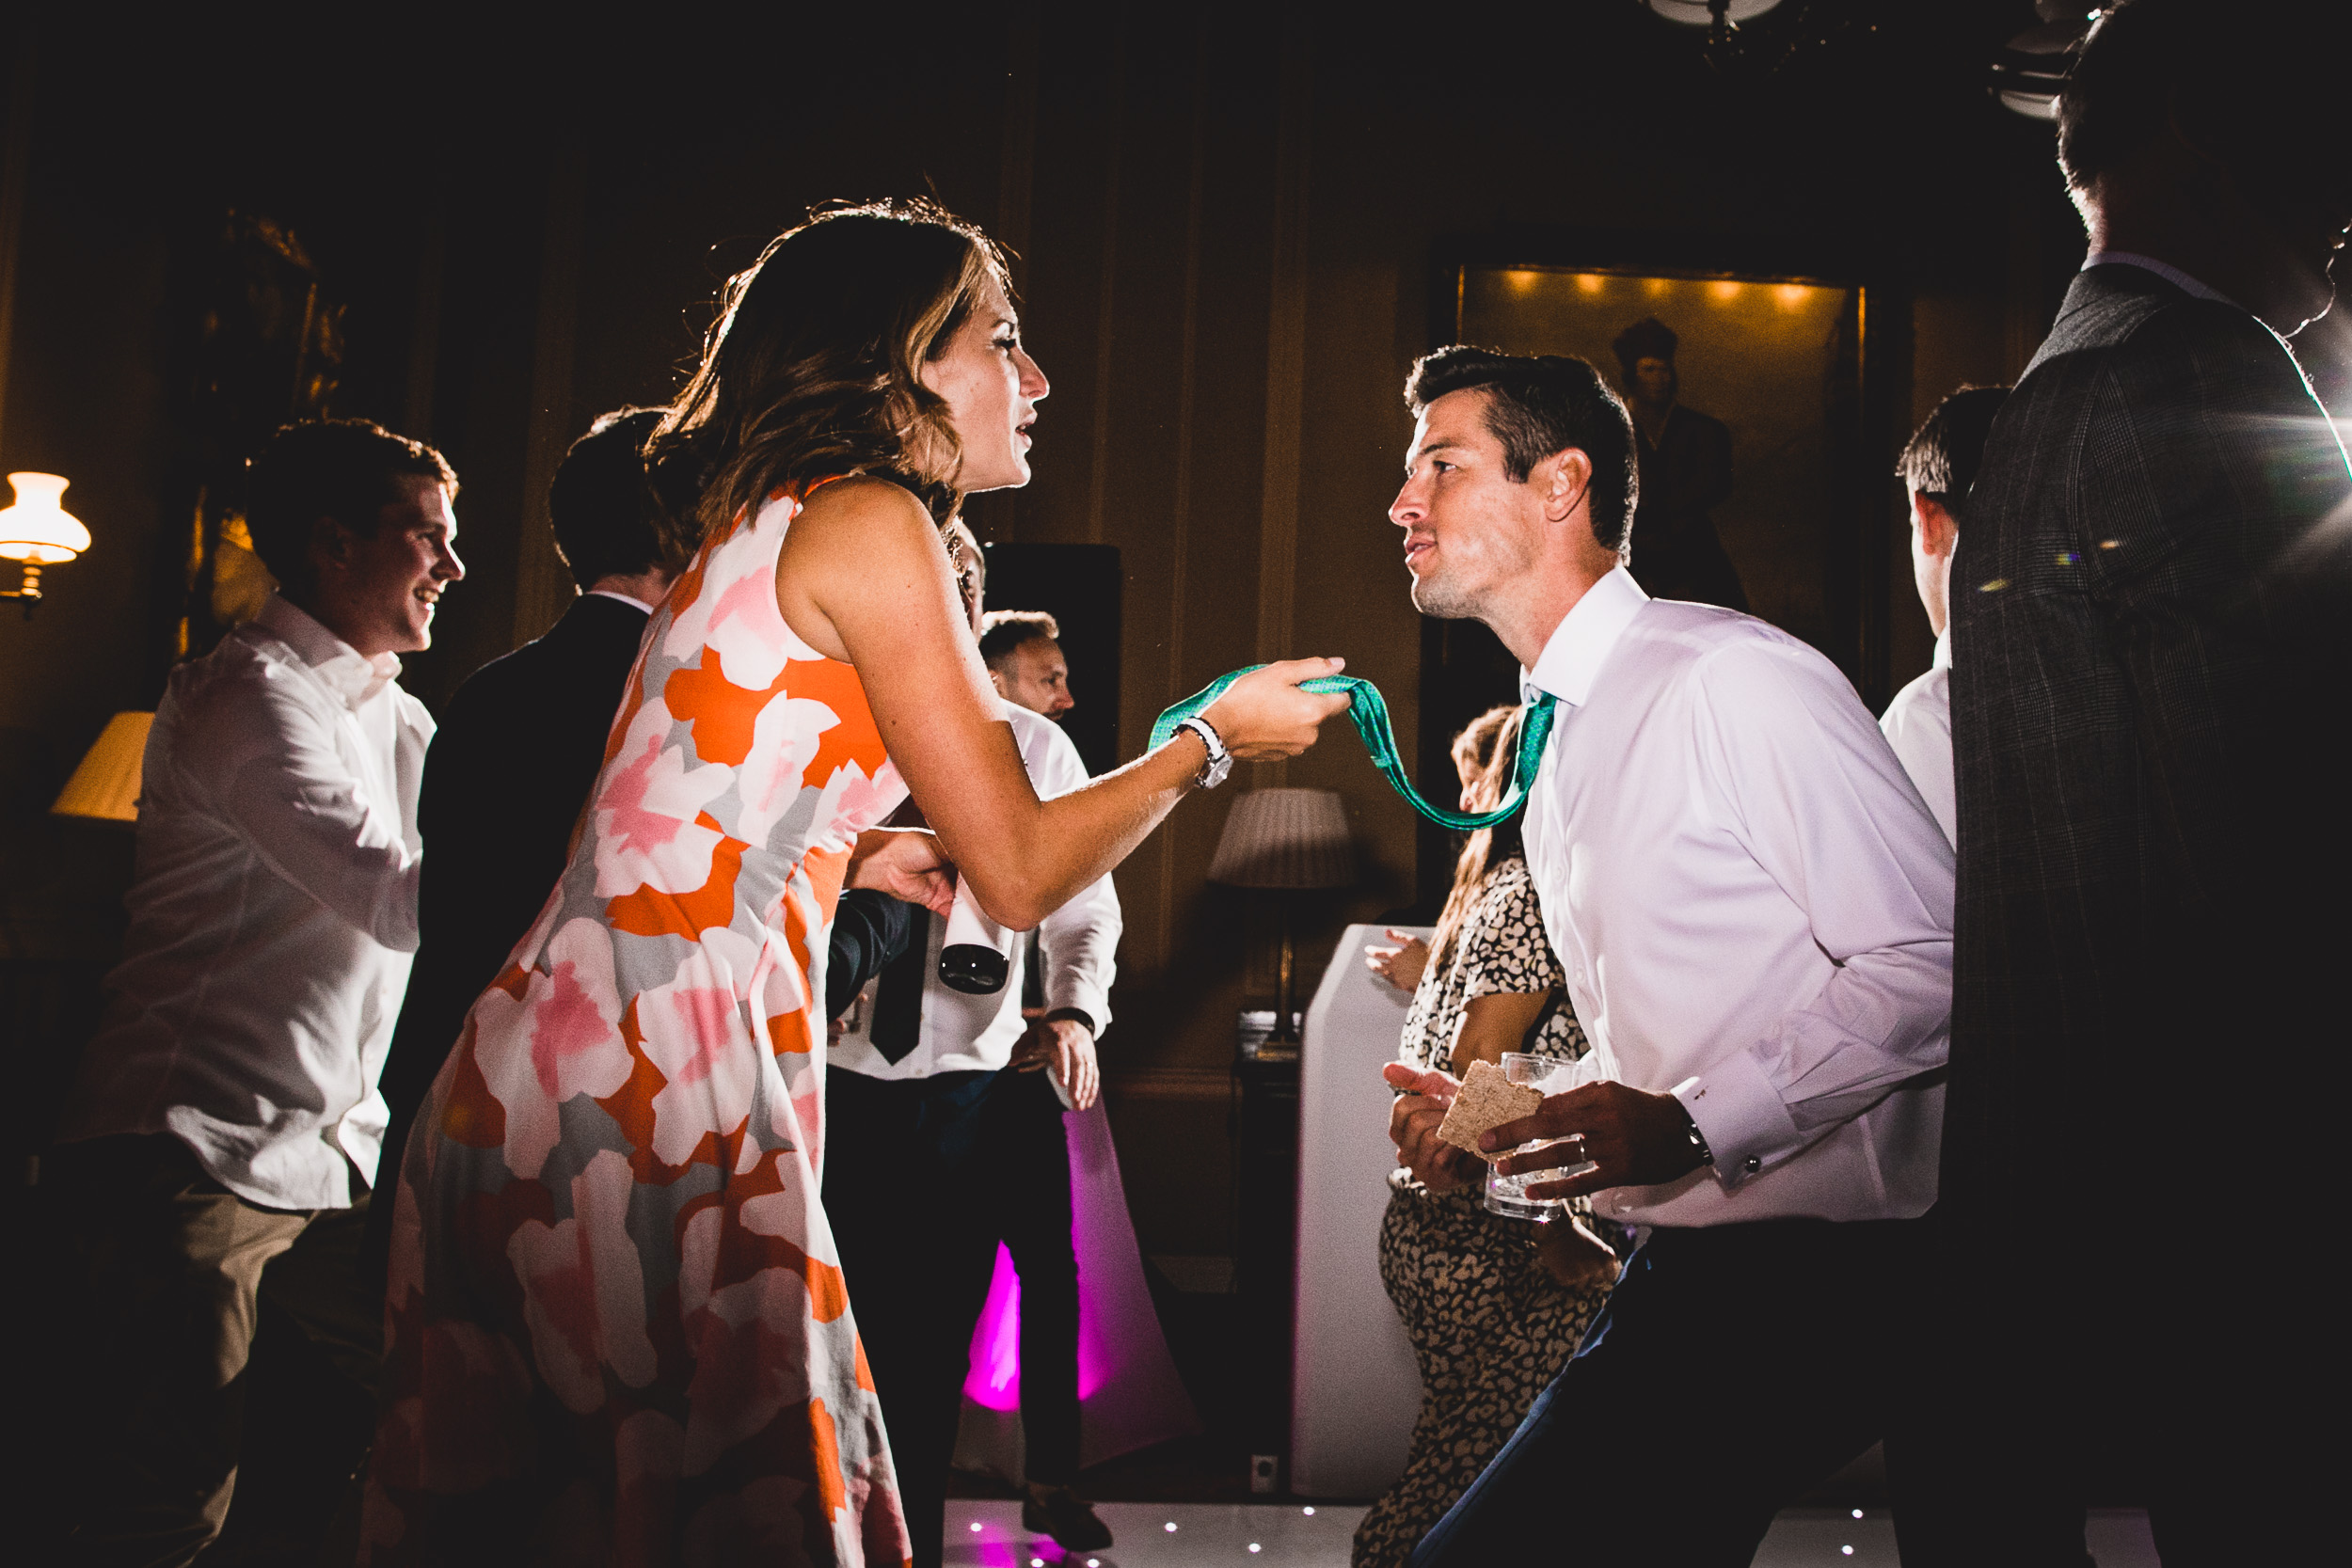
1176,715,1232,789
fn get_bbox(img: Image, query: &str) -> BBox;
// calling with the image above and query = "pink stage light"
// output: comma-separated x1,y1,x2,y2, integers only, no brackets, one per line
955,1100,1199,1467
966,1244,1024,1411
961,1221,1117,1411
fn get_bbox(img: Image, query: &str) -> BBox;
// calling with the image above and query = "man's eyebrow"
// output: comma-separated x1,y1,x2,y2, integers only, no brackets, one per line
1408,436,1467,468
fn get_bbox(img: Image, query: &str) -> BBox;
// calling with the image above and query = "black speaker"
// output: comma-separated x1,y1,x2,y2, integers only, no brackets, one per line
979,543,1122,775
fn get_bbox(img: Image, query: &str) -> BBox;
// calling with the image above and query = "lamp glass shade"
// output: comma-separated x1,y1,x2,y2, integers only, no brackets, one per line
1645,0,1784,24
0,472,91,563
1207,787,1358,890
53,712,153,822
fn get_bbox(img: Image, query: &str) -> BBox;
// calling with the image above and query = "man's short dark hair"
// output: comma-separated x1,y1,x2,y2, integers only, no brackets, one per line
548,407,679,592
2059,0,2340,212
977,609,1059,672
1897,386,2012,502
1404,346,1639,558
245,419,455,598
1610,316,1678,378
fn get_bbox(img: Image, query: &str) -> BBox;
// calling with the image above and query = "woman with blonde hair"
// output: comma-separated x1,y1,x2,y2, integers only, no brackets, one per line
362,200,1345,1566
1353,705,1619,1568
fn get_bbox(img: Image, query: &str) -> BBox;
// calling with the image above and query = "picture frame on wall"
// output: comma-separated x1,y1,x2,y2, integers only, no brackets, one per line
1415,237,1907,912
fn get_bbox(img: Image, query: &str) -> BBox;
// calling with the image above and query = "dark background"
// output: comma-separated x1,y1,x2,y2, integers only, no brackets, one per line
3,3,2345,1477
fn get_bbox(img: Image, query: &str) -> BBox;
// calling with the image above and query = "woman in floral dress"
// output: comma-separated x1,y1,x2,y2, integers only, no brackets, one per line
360,200,1346,1567
1352,706,1622,1568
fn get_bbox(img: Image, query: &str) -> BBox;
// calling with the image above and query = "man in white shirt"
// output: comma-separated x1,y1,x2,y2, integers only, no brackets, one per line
977,608,1077,722
1879,386,2008,848
1379,349,1953,1562
824,521,1122,1566
50,419,462,1563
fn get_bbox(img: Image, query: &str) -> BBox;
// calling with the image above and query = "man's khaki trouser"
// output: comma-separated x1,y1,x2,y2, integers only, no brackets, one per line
51,1133,380,1568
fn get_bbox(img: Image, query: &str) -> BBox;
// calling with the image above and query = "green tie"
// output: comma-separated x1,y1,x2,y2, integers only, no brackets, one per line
1151,671,1559,831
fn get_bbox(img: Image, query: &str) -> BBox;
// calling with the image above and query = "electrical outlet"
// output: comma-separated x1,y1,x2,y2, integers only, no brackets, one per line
1249,1454,1279,1495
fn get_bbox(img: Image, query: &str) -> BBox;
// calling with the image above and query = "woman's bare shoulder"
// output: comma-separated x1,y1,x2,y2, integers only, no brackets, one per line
790,474,935,553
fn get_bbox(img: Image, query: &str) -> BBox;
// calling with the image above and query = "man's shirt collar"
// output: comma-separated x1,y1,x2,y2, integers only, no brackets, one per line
1520,565,1649,709
255,594,401,710
2083,251,2242,311
1932,629,1951,673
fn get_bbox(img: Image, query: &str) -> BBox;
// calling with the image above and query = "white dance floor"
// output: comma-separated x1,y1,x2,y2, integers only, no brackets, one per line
944,1500,2160,1566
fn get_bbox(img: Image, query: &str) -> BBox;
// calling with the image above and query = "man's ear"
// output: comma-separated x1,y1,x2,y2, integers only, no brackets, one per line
310,515,358,576
1539,448,1594,525
986,666,1009,699
1911,494,1959,562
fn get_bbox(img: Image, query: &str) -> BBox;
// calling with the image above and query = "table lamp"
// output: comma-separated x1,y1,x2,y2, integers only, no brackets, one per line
1209,787,1358,1044
53,712,153,823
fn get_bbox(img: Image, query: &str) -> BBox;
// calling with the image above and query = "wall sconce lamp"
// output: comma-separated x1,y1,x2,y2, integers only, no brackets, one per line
1209,788,1359,1045
0,471,91,615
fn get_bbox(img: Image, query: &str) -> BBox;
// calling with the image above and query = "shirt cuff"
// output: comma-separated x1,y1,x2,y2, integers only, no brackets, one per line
1671,1051,1802,1189
1046,979,1111,1038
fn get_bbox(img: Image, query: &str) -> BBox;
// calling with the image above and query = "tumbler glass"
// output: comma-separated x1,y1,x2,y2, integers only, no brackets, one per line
1482,1052,1597,1219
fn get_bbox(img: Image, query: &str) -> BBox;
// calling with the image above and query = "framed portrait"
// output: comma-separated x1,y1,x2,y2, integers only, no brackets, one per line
1414,240,1906,909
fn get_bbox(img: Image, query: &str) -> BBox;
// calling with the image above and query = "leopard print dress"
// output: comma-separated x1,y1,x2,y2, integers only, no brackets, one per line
1352,852,1614,1568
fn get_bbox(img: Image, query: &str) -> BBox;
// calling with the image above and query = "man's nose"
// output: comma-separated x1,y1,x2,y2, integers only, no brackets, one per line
1390,486,1423,528
440,543,467,581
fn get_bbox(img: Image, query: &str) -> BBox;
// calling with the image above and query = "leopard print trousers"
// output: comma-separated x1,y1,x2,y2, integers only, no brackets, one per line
1351,1186,1613,1568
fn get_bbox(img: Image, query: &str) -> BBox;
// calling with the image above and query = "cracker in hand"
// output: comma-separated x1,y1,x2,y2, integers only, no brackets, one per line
1435,1058,1545,1162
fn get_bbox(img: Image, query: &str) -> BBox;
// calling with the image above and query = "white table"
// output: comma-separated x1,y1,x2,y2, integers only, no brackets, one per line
1289,924,1427,1497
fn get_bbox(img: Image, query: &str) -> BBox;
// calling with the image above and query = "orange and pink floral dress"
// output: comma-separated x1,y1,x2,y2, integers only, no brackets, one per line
362,483,912,1567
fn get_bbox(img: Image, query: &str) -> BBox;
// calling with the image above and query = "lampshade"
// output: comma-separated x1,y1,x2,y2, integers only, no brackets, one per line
1644,0,1783,23
0,472,91,563
1990,16,2090,120
1208,788,1358,891
52,712,153,822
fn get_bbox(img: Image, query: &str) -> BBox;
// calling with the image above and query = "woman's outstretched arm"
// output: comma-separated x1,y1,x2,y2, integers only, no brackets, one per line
779,477,1348,928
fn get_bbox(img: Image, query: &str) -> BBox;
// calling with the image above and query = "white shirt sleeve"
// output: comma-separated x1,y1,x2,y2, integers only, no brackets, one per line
1879,667,1957,849
1026,718,1120,1036
180,663,423,951
1676,641,1955,1180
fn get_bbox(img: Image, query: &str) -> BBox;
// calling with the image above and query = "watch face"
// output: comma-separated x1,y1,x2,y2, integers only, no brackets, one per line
1202,752,1234,789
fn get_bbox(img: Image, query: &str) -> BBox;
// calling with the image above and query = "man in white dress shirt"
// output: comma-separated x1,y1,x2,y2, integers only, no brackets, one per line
1879,386,2008,847
824,521,1122,1565
50,419,462,1564
1379,349,1953,1563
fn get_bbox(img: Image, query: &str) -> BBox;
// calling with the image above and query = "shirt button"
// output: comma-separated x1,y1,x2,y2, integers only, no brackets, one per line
1744,1156,1761,1174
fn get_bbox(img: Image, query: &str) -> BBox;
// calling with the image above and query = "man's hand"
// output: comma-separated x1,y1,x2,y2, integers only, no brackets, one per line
1363,930,1430,993
1535,1215,1623,1291
1381,1062,1474,1194
1012,1015,1100,1110
1482,1080,1706,1201
847,828,956,915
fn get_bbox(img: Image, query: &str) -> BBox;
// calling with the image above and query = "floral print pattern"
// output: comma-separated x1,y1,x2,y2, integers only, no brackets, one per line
362,483,911,1567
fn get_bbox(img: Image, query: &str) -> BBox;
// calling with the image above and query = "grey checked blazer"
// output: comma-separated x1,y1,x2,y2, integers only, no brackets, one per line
1946,263,2352,1235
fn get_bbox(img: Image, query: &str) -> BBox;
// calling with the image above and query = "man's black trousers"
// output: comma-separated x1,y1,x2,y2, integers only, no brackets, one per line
824,1066,1079,1568
1407,1217,1915,1568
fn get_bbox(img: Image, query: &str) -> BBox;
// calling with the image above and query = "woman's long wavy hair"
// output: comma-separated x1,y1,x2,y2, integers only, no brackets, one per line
646,198,1010,555
1427,705,1528,974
